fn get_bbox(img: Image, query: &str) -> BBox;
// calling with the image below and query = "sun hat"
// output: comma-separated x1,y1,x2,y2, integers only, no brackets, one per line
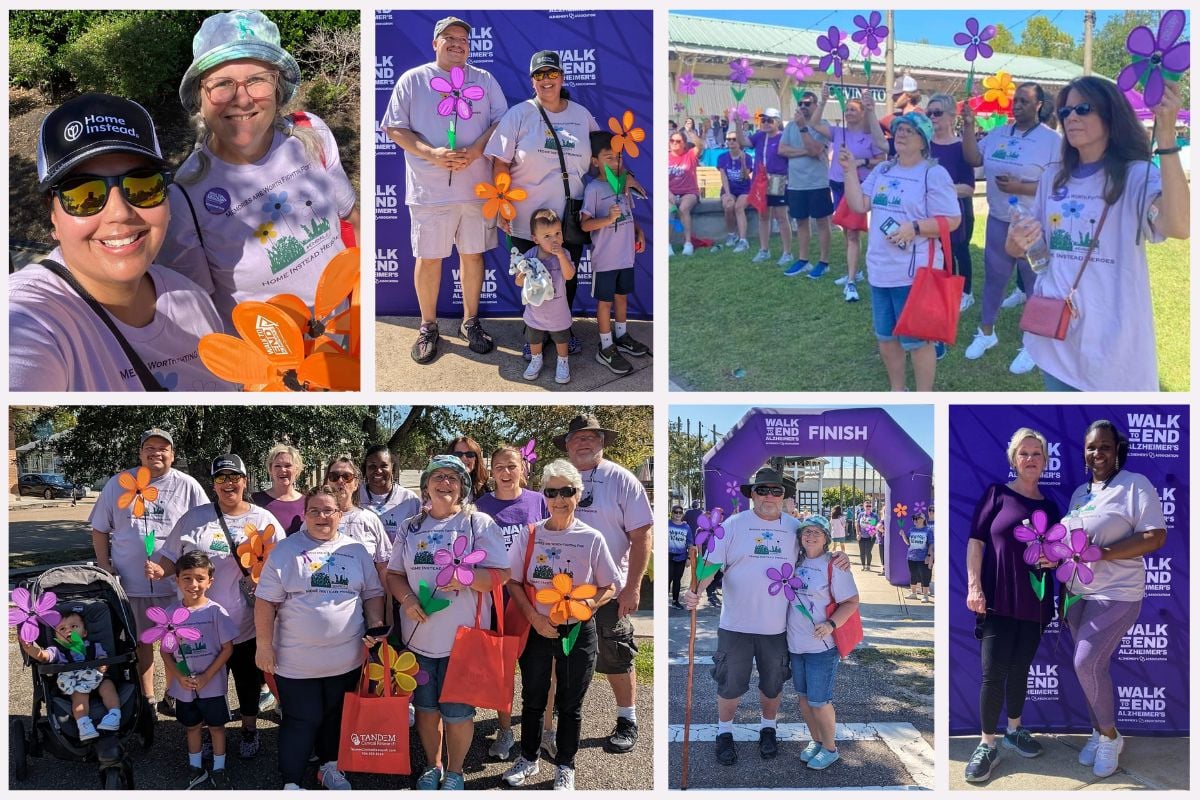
890,111,934,149
739,467,794,499
178,10,300,113
421,455,473,501
36,93,166,191
553,414,618,450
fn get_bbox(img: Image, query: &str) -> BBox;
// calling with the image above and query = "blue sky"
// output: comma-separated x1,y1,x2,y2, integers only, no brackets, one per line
679,10,1147,48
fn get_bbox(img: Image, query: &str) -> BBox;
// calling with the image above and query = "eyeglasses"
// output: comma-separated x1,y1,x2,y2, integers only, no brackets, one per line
327,472,357,483
670,137,685,143
1057,103,1093,121
305,508,340,518
213,474,245,485
53,169,171,218
725,137,738,143
543,486,579,498
201,71,279,104
429,473,458,485
800,529,827,537
753,486,785,497
927,109,945,118
532,69,562,81
452,451,477,460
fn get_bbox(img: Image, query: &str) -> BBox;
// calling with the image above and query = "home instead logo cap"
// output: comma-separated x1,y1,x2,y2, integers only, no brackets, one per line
36,92,166,190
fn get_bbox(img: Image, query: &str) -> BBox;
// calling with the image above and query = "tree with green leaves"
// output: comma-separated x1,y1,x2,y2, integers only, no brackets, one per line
822,485,866,512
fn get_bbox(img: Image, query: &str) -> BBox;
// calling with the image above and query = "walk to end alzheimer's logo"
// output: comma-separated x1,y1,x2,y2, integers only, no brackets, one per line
452,265,498,304
469,25,494,66
1025,662,1060,703
376,184,399,222
376,248,401,287
1116,684,1168,724
1117,622,1170,662
1126,411,1183,459
1144,555,1173,598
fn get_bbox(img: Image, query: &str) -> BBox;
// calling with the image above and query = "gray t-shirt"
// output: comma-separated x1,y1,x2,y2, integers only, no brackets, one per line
508,519,618,621
581,177,636,272
787,554,859,654
571,459,654,593
335,507,394,564
782,120,831,191
980,123,1062,219
708,510,800,635
358,484,422,544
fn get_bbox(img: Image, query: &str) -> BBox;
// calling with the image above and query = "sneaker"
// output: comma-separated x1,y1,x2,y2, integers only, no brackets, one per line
776,252,794,267
595,345,633,375
783,259,810,277
240,729,261,759
185,765,211,790
411,323,439,364
606,717,638,753
1002,726,1043,758
715,732,737,765
960,292,976,311
283,783,305,790
834,274,855,287
210,769,233,790
732,238,750,253
671,600,684,610
844,282,860,302
964,329,998,360
668,244,676,257
416,766,444,790
460,317,494,355
905,592,920,599
1000,288,1026,309
258,689,277,714
97,708,121,731
441,771,466,790
549,765,574,790
523,356,544,381
76,717,99,741
567,335,582,356
157,695,177,718
503,756,540,787
522,342,532,362
922,595,932,603
807,747,840,770
807,261,829,279
1078,729,1102,766
935,342,947,360
709,594,722,608
541,728,558,760
725,233,739,246
317,762,351,790
751,249,771,263
554,359,570,385
682,242,694,256
1092,733,1124,778
489,727,516,760
759,726,778,759
1009,348,1036,375
800,741,822,763
615,332,650,357
963,742,999,783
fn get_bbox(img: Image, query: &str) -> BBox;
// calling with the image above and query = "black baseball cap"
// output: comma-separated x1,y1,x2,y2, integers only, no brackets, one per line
211,454,247,477
529,50,562,76
36,93,166,191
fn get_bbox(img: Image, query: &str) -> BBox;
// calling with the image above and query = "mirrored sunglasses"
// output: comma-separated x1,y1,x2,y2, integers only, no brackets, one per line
53,169,171,218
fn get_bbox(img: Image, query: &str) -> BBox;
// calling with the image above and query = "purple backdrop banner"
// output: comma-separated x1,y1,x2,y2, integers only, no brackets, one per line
375,10,654,319
702,407,932,587
949,405,1189,735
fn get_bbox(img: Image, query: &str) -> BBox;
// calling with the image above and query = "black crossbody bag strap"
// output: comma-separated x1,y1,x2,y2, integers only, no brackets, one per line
215,509,252,578
532,100,573,204
37,259,166,391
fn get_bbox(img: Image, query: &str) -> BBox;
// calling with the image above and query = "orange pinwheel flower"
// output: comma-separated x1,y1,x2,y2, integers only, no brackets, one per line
982,71,1016,110
267,248,361,359
535,573,598,625
117,467,159,518
608,110,646,158
236,523,277,582
475,173,527,221
893,503,908,517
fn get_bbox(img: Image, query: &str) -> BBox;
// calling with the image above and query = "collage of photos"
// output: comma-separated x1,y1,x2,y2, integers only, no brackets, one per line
2,3,1194,796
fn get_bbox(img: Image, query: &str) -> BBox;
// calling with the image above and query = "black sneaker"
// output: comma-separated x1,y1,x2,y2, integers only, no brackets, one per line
715,732,737,765
209,768,233,790
595,345,633,375
615,332,650,357
567,335,582,355
184,765,210,790
759,726,778,759
239,728,261,759
963,742,998,783
605,717,638,753
460,317,494,354
412,323,439,363
156,696,177,718
1002,727,1043,758
671,600,684,610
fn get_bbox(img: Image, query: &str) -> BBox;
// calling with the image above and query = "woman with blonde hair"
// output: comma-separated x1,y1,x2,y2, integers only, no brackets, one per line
251,443,305,535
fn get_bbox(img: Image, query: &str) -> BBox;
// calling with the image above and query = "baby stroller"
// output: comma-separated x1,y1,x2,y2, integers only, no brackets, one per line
11,564,154,789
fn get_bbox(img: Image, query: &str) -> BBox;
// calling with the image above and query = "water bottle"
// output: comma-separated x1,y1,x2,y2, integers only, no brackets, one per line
1009,196,1050,272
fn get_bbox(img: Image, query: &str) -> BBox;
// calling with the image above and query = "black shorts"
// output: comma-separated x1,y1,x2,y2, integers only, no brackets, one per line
787,187,835,220
525,327,571,345
593,600,638,674
711,628,790,700
176,694,231,728
592,267,635,303
765,192,787,208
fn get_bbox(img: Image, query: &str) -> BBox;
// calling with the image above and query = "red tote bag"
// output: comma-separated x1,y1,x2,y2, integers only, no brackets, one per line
502,526,538,660
747,168,768,215
825,560,864,659
439,582,520,713
338,647,411,775
892,216,964,345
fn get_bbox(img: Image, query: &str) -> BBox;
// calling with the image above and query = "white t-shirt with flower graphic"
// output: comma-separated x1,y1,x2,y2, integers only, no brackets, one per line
860,160,960,288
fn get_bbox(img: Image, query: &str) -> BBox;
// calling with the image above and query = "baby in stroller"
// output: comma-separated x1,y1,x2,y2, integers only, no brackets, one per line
21,612,122,740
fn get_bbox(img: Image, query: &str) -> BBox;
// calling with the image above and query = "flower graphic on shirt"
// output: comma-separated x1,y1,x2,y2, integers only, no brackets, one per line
416,541,429,551
1048,212,1063,228
762,532,774,542
254,222,277,246
536,554,549,565
544,546,563,563
426,533,444,547
1061,200,1085,219
262,192,293,221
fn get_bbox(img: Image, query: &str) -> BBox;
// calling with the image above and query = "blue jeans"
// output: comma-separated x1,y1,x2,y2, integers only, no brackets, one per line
1042,371,1082,392
869,284,926,351
411,652,475,722
790,647,841,707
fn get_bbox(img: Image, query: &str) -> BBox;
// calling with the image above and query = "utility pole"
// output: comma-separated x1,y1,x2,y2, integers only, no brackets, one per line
1082,10,1096,75
885,10,896,114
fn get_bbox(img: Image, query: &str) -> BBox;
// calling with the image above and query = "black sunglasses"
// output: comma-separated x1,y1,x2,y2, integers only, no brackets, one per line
53,168,172,217
543,486,579,498
1057,103,1093,121
451,450,477,460
926,109,945,118
753,486,785,497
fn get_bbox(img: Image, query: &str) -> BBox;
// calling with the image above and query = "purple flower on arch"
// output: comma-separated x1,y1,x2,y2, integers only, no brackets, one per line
1055,528,1103,585
817,26,850,79
1013,510,1069,566
851,12,889,58
695,507,726,555
785,54,814,82
954,18,997,63
910,501,929,519
1116,10,1189,107
677,73,700,96
766,561,804,602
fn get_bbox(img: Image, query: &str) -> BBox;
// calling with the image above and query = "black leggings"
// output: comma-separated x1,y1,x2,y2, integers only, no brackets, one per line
519,619,597,768
509,235,583,311
978,614,1044,733
907,560,931,588
668,558,687,603
274,667,361,785
953,197,975,294
228,638,265,719
858,537,874,568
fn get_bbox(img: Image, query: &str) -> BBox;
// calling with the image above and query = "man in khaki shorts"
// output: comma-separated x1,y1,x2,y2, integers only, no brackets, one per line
381,16,509,363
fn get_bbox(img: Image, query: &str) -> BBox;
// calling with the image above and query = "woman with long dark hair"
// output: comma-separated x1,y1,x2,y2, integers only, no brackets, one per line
446,435,488,498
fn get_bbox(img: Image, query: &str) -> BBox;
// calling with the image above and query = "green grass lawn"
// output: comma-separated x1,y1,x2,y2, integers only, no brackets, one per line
669,221,1189,392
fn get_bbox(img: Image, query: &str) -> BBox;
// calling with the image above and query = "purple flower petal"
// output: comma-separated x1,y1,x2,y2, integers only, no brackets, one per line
767,581,783,596
954,32,972,46
170,607,191,625
1116,61,1145,91
455,566,475,586
1055,561,1075,583
436,96,456,117
979,24,996,42
161,630,178,654
1161,42,1189,73
978,43,994,60
1044,522,1067,543
965,17,979,36
869,10,882,27
1022,543,1041,566
1126,26,1157,58
1157,10,1186,50
176,625,202,643
461,549,487,565
1045,541,1072,561
9,607,29,627
766,566,784,582
33,592,57,616
449,66,466,91
435,565,455,587
453,536,469,557
430,75,455,94
782,586,797,603
1143,69,1165,107
1075,562,1094,584
12,588,32,613
461,84,486,102
19,619,39,643
145,606,169,626
1013,522,1036,543
1080,544,1104,563
454,98,472,120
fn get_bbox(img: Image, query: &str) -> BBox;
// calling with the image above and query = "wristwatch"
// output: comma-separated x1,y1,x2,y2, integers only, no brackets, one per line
829,619,838,629
912,220,920,236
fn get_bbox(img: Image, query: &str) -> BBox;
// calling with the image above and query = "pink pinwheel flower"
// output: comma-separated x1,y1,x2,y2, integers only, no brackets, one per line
954,18,997,63
724,479,739,498
430,66,485,121
1117,10,1189,108
785,54,814,82
1055,528,1103,585
817,26,850,79
695,507,726,555
731,103,750,122
852,12,889,58
140,606,201,654
1013,510,1069,566
520,439,537,466
434,536,487,587
728,58,754,85
766,562,804,602
9,589,61,644
677,73,700,96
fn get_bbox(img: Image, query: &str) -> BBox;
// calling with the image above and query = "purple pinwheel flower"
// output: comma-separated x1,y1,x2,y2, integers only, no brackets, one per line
695,508,727,555
520,439,537,466
852,12,889,58
954,18,997,63
9,589,61,644
728,58,754,85
140,606,201,654
1117,10,1189,108
434,536,487,587
430,66,485,121
910,501,929,519
677,73,700,96
817,26,850,79
1013,510,1069,566
785,54,814,82
765,562,804,602
1055,528,1103,585
731,103,750,122
673,102,686,113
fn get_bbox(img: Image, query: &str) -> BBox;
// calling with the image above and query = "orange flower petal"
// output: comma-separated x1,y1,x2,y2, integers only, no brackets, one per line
482,197,501,219
495,172,512,193
132,494,146,518
608,116,623,136
232,302,305,363
141,485,159,504
498,200,517,221
570,583,598,600
623,140,641,159
550,573,574,595
314,248,359,320
629,127,646,143
199,334,279,385
118,471,138,491
567,599,593,621
299,352,360,391
474,182,499,200
506,187,527,202
549,600,570,625
535,586,562,605
622,110,634,131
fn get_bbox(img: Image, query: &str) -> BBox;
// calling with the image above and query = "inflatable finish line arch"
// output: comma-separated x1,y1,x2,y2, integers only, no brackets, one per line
703,408,932,587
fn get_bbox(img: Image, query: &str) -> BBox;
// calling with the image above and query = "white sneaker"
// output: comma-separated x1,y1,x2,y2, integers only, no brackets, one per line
1009,348,1037,375
834,274,854,286
523,356,543,381
732,238,750,253
318,761,352,790
668,244,676,257
725,233,738,246
554,359,571,384
1078,729,1102,766
541,728,558,759
682,242,694,256
553,765,576,790
503,756,540,787
1000,288,1027,309
1092,733,1124,778
751,249,770,263
776,251,793,266
960,292,975,311
409,702,415,727
283,783,305,790
844,282,860,302
489,727,516,759
964,329,998,360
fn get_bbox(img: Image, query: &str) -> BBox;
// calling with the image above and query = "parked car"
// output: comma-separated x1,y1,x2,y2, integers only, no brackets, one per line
17,473,84,500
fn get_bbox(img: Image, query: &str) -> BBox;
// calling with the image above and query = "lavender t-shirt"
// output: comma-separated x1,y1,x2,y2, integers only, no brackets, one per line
251,492,305,536
164,599,236,701
509,519,618,620
521,247,573,334
968,483,1060,623
828,126,884,182
572,459,654,593
860,160,960,288
750,131,787,176
787,554,859,654
476,490,549,551
336,507,393,564
708,510,800,635
581,178,636,272
357,484,422,544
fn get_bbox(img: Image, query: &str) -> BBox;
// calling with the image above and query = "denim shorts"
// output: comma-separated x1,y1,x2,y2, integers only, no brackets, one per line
411,652,475,723
790,647,841,707
869,284,927,351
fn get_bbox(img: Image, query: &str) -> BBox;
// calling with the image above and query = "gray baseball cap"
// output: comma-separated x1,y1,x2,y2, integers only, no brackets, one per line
433,16,471,38
139,428,174,448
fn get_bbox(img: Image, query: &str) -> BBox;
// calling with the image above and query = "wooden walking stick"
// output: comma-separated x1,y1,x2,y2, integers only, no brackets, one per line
680,545,700,790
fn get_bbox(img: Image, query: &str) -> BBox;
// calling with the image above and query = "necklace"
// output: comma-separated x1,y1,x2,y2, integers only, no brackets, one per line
365,484,396,512
1010,122,1038,139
